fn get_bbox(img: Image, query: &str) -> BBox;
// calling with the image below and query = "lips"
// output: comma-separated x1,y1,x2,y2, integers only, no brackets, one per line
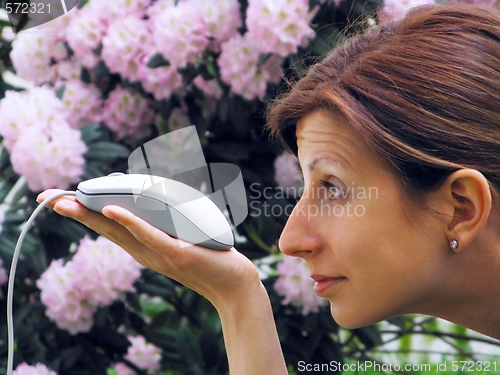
311,274,347,295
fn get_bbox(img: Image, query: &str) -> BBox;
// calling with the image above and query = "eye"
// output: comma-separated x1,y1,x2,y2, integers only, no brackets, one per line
320,180,344,200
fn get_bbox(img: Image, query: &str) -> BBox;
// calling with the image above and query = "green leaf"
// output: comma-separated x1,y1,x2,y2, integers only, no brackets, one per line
85,142,130,161
55,85,66,100
178,64,199,86
0,19,12,28
177,326,204,368
93,44,103,56
147,52,171,68
94,60,110,77
80,67,91,84
80,124,103,144
136,281,177,299
3,211,25,224
82,161,106,180
257,53,272,69
353,324,383,348
386,316,406,329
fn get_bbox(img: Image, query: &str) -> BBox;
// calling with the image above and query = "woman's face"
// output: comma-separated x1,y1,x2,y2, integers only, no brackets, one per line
278,110,452,328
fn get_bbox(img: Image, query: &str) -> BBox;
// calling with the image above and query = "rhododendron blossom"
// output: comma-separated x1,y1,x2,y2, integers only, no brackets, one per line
102,87,155,139
0,87,87,191
65,7,107,68
36,236,142,334
123,335,162,373
13,363,57,375
152,1,209,68
274,152,303,195
193,0,242,43
218,34,283,99
10,32,67,85
274,256,329,315
379,0,435,22
102,16,153,82
60,80,103,128
0,256,8,298
138,62,183,101
246,0,316,56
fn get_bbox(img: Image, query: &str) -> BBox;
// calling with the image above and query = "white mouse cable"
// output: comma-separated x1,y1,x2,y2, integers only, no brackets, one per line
6,190,77,375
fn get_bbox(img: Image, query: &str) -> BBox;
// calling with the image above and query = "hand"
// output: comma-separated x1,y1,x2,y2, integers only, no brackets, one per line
36,189,262,308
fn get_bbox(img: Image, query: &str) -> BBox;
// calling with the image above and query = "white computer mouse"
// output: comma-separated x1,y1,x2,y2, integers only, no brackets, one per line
75,173,234,250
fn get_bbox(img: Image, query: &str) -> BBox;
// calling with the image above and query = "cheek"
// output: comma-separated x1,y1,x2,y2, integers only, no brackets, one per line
322,198,440,326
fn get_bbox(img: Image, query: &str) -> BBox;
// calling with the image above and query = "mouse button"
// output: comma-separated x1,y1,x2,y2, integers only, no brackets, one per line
77,174,149,195
173,196,231,238
211,230,234,248
141,177,205,206
134,195,168,211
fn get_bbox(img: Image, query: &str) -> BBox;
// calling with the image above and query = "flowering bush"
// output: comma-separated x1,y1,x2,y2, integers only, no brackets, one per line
0,0,498,374
0,87,87,191
36,236,142,334
274,256,329,315
115,335,162,374
12,363,57,375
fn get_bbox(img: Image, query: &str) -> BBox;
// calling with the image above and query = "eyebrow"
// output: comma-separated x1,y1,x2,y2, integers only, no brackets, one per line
307,156,345,172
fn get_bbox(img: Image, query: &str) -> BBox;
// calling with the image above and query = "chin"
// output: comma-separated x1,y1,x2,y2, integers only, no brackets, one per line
329,304,386,329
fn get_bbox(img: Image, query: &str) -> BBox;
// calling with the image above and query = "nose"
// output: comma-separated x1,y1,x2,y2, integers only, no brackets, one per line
278,196,322,257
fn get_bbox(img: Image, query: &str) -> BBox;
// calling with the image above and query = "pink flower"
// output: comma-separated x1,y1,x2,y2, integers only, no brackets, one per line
86,0,152,23
379,0,436,23
0,87,87,191
193,0,242,43
192,76,223,100
13,363,57,375
274,152,303,194
246,0,317,57
146,0,177,18
36,259,94,334
10,32,67,84
218,34,284,100
37,236,142,334
448,0,499,8
124,335,162,373
0,256,8,285
152,1,209,68
55,57,83,83
70,236,142,307
167,107,191,131
66,7,107,68
102,16,153,82
10,125,86,191
60,80,103,128
274,256,329,315
138,63,183,101
102,87,155,139
114,363,134,375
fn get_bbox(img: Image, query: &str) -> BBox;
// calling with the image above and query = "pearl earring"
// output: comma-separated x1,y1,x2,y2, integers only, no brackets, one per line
449,240,459,250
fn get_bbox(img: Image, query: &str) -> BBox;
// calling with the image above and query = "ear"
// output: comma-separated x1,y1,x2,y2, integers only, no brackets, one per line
433,169,492,251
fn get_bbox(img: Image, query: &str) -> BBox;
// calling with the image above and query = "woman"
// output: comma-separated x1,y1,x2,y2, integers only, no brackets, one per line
38,3,500,374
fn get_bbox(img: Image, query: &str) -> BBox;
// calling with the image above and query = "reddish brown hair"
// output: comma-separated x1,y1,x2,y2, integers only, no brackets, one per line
266,3,500,202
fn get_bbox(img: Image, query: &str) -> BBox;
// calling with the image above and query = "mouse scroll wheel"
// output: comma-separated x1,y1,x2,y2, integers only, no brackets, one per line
107,172,126,177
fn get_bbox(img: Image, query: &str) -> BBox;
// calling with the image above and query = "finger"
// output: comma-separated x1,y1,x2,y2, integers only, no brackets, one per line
37,189,77,208
53,200,135,244
102,205,180,251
